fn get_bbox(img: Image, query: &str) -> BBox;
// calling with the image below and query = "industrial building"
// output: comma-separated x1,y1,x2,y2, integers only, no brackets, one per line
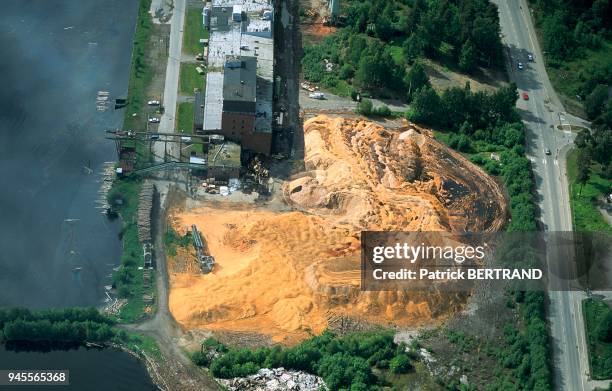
206,141,241,181
199,0,274,156
193,90,205,133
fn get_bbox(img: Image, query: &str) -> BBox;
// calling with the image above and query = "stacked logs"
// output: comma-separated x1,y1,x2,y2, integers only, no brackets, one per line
138,181,155,244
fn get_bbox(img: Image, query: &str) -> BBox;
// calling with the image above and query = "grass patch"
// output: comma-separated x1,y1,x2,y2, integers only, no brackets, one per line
567,149,612,232
583,298,612,380
180,63,205,95
176,102,195,134
388,44,404,64
183,8,209,55
124,0,154,131
163,227,191,257
118,331,163,360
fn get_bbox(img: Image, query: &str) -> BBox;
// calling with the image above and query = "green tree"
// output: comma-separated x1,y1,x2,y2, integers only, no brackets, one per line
408,86,441,126
576,148,592,195
374,4,395,41
585,84,609,120
404,62,430,102
389,354,412,374
542,12,574,60
459,39,478,72
596,311,612,343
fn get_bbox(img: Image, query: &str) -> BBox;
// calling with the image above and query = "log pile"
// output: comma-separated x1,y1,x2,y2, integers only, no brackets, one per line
138,181,155,244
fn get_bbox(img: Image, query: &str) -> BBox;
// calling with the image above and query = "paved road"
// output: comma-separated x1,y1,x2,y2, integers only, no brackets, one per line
494,1,611,390
298,89,408,113
155,0,185,162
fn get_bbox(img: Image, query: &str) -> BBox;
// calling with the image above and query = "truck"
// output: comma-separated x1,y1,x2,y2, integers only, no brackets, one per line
309,92,325,100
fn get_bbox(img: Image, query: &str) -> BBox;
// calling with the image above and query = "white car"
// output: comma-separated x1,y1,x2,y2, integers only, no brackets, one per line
517,62,524,70
527,53,534,62
309,92,325,100
147,100,160,106
148,117,160,123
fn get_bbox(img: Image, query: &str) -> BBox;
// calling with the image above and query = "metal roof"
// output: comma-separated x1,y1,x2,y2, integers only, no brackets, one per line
203,72,224,131
203,0,274,134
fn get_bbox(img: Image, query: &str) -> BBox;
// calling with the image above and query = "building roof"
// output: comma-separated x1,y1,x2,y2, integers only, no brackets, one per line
207,141,241,168
203,72,224,131
222,56,256,104
203,0,274,133
194,91,205,129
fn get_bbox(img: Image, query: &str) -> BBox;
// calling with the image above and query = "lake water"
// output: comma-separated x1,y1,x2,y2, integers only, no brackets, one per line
0,345,156,390
0,1,156,388
0,0,136,309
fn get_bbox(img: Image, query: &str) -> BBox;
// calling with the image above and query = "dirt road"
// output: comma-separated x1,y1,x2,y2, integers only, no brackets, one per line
125,181,220,391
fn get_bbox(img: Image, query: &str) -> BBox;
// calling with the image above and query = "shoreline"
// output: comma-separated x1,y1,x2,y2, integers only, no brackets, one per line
111,342,170,391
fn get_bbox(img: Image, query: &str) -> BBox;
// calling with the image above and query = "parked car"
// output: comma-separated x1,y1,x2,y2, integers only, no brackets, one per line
545,148,551,155
148,117,160,123
147,100,160,106
517,61,524,70
309,92,325,100
150,134,160,140
527,53,534,62
522,92,529,100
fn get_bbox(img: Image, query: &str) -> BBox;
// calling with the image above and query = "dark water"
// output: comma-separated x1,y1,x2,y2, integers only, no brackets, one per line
0,345,156,390
0,1,136,307
0,1,156,388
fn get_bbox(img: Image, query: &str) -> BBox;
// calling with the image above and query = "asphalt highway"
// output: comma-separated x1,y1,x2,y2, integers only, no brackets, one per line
492,1,608,389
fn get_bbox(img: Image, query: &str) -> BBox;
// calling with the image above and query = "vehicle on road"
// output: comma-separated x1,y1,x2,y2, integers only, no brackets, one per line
150,134,160,140
148,117,160,123
309,92,325,100
522,92,529,100
527,53,534,62
517,61,524,70
545,148,551,155
147,100,160,106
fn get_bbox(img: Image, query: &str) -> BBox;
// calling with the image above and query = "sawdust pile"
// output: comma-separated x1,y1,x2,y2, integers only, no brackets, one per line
168,116,507,344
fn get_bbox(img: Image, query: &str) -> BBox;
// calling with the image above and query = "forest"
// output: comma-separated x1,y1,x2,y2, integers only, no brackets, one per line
530,0,612,148
302,0,504,99
0,308,116,344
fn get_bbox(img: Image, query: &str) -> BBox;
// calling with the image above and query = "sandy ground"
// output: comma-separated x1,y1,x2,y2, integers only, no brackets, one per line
167,116,507,344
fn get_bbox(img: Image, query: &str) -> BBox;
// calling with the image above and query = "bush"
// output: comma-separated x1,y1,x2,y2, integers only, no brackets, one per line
357,99,373,116
389,354,412,374
373,105,391,117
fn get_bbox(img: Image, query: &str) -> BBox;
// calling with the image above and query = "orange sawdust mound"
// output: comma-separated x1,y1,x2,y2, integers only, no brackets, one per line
168,116,507,344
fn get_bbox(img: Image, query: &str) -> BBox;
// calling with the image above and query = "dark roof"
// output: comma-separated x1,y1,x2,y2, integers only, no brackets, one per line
222,56,257,106
194,91,205,129
210,6,231,32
